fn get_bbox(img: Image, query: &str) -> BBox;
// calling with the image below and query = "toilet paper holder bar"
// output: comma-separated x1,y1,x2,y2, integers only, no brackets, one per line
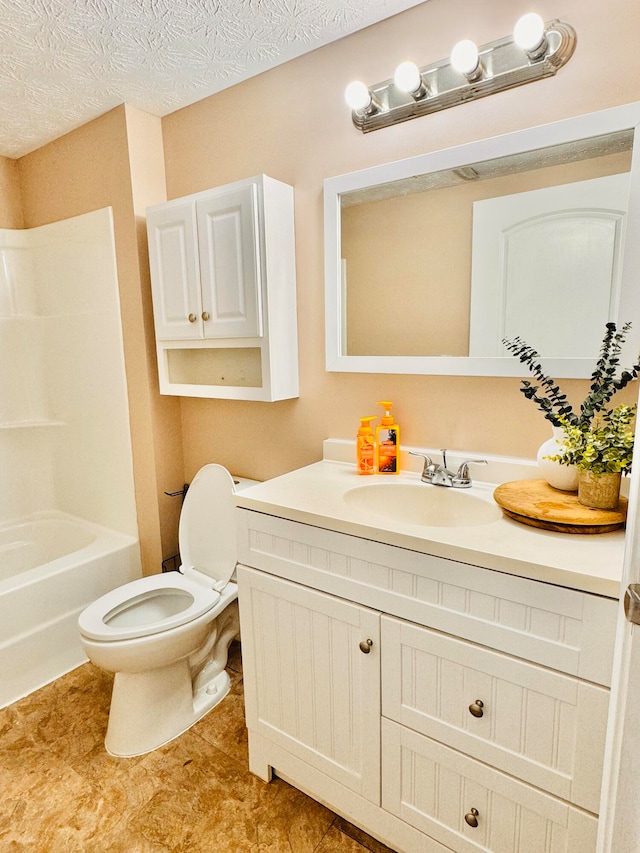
165,484,189,499
165,478,241,501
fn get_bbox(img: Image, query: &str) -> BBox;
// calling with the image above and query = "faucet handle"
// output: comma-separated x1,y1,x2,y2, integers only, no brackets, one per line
409,451,434,464
454,458,488,487
409,451,435,482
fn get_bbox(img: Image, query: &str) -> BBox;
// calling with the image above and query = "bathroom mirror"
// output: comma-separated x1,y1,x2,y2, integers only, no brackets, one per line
324,102,640,377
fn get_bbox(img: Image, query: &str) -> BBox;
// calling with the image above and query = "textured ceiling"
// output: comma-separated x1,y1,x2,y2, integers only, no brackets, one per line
0,0,425,159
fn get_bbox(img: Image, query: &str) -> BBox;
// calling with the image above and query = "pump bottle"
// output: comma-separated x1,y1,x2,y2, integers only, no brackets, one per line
376,401,400,474
356,416,376,475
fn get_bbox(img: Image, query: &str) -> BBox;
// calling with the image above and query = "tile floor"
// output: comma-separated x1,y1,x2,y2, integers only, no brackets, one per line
0,642,396,852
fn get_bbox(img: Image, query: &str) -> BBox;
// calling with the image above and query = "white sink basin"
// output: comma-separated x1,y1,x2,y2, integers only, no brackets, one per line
343,482,502,528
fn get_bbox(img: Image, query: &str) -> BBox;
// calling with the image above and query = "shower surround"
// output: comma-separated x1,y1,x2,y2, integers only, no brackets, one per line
0,207,141,707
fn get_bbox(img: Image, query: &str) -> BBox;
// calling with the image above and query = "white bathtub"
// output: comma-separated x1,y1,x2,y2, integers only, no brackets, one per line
0,510,141,708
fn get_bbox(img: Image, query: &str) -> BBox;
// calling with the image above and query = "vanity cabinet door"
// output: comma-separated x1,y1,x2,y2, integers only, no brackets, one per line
238,566,381,804
381,616,608,814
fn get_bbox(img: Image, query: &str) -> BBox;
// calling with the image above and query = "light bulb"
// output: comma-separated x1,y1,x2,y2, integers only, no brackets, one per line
345,81,372,112
514,13,547,55
450,39,480,77
394,61,422,94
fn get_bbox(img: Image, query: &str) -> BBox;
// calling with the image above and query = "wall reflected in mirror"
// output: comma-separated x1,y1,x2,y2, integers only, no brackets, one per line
341,131,632,360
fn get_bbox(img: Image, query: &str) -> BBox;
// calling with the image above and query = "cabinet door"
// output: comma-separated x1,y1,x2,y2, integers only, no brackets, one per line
238,566,381,803
147,200,203,340
196,184,262,339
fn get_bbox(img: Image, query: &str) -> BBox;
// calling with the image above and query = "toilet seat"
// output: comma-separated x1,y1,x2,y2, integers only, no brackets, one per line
79,464,240,643
78,572,221,642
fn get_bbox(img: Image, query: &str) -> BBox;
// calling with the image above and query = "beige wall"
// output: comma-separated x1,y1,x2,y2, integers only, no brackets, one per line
17,106,181,573
0,155,23,228
124,105,184,565
162,0,640,482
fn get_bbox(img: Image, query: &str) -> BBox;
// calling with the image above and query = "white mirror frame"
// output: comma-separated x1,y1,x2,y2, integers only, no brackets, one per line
324,102,640,377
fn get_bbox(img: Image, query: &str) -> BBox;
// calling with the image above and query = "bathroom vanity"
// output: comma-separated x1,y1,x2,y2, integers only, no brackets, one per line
235,443,623,853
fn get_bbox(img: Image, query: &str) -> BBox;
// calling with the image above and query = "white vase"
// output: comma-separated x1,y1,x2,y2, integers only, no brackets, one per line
536,426,579,491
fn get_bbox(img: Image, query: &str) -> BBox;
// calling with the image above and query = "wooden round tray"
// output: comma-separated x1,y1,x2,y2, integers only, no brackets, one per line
493,479,627,534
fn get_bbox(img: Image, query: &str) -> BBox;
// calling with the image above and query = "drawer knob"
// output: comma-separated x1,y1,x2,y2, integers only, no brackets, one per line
202,311,210,321
188,313,197,323
359,639,373,654
465,807,479,828
468,699,484,718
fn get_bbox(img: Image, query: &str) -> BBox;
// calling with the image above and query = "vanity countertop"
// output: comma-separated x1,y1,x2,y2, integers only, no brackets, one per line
234,458,626,599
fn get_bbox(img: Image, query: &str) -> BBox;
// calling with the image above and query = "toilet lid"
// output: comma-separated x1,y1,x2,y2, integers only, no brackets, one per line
179,463,238,589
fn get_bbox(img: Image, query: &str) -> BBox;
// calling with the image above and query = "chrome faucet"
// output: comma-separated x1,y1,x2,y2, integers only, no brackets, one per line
409,449,487,489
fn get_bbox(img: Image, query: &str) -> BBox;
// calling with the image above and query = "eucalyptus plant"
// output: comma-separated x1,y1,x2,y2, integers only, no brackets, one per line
548,405,637,475
503,321,640,475
503,322,640,429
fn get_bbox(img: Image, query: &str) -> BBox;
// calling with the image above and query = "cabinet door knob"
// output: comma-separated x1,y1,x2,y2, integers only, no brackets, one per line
201,311,210,321
188,313,197,323
359,639,373,654
468,699,484,718
464,807,479,828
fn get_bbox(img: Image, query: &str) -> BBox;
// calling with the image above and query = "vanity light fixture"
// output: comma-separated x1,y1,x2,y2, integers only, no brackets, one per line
346,15,576,133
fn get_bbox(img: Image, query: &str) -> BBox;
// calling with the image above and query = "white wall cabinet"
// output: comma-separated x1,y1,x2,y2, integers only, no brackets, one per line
237,510,618,853
147,175,298,400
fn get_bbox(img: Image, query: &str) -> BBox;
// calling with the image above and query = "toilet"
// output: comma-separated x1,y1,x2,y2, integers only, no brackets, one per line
78,463,250,758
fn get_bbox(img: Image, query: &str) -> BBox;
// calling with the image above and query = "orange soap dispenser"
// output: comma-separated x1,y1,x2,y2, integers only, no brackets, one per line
356,416,376,475
376,401,400,474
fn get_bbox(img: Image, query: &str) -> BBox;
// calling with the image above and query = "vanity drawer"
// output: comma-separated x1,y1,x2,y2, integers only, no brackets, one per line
381,616,608,813
382,719,598,853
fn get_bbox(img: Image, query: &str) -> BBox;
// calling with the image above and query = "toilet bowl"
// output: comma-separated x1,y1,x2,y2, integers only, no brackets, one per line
78,463,251,757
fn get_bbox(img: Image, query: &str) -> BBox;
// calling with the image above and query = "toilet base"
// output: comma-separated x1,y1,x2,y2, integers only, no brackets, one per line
105,661,232,758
